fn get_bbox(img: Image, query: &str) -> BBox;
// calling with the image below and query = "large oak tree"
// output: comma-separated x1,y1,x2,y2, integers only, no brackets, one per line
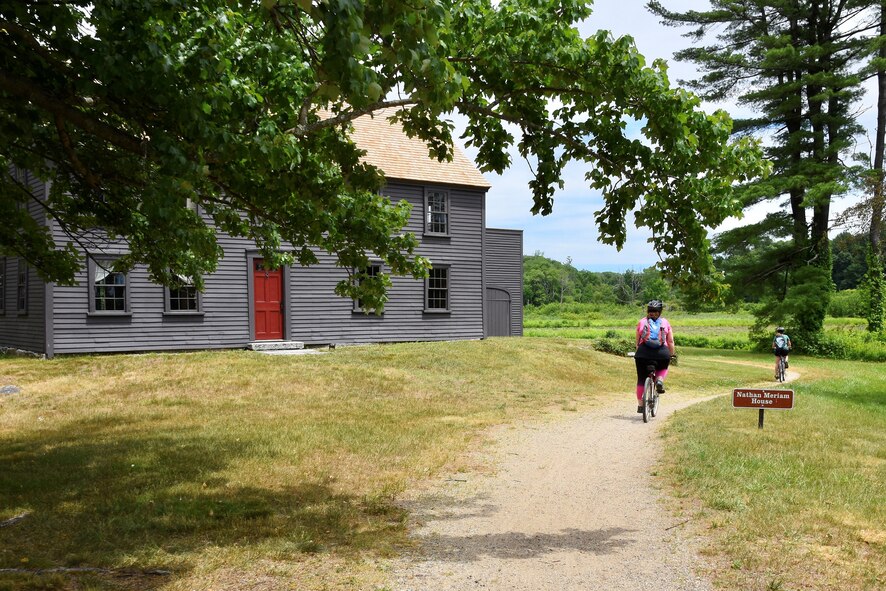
1,0,766,310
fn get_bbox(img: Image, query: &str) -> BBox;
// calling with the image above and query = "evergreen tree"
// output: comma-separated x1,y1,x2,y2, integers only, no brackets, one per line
649,0,874,344
863,0,886,332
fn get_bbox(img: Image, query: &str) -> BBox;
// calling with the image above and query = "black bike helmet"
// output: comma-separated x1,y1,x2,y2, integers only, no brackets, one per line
776,326,785,333
647,300,663,313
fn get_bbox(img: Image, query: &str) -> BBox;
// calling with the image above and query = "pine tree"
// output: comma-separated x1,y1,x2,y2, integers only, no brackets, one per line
866,1,886,332
649,0,874,344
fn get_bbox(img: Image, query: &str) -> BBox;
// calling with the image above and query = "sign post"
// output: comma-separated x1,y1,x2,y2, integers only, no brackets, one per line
732,388,794,429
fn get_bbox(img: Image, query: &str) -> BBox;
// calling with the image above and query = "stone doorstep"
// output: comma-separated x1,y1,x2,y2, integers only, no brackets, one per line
246,341,305,351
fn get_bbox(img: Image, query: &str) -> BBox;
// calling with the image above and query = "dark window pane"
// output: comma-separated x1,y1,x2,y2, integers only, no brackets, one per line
16,264,27,312
427,191,448,234
169,284,198,311
427,268,449,310
356,265,381,311
95,270,126,312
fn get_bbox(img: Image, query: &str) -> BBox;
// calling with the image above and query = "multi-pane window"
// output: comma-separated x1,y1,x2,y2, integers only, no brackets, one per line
354,264,381,312
426,190,449,235
16,260,27,313
167,276,199,312
426,266,450,311
0,257,5,313
92,260,127,312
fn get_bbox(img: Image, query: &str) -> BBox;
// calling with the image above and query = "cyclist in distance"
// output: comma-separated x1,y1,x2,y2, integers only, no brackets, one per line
772,327,792,378
634,300,676,413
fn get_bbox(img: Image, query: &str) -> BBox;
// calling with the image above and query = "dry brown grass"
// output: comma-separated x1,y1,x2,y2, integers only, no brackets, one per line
1,340,881,590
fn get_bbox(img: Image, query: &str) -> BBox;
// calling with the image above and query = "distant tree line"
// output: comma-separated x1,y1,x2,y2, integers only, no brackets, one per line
523,252,671,308
526,231,880,310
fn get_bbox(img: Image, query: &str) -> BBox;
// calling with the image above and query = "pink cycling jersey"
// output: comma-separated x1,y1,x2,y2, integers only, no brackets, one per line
635,316,674,350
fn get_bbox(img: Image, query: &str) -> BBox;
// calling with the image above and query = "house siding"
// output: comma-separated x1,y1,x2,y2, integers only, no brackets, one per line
46,179,486,354
284,181,485,345
484,228,524,337
49,238,257,355
0,169,48,354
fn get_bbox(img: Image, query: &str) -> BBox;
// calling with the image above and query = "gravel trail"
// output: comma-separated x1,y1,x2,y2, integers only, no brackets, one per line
390,394,723,591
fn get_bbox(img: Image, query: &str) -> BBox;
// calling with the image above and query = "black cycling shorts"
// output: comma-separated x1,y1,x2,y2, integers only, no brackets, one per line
635,344,671,386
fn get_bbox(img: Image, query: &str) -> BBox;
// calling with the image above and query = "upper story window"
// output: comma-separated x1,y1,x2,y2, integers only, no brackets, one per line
425,189,449,236
16,260,28,314
89,258,129,314
166,275,201,313
425,265,450,312
353,263,382,313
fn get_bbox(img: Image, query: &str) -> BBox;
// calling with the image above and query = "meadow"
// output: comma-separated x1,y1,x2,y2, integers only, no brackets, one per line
660,354,885,591
524,302,886,360
0,338,883,590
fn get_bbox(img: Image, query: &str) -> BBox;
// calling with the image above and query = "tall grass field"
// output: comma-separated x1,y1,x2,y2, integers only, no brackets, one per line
524,302,886,361
1,339,883,590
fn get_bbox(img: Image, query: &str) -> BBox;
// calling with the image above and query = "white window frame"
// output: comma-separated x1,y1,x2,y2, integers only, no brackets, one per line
164,275,202,314
88,258,130,315
424,265,451,313
353,263,383,314
424,188,450,236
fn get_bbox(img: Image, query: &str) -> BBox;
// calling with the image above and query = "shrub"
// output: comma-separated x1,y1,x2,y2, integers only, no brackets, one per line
829,289,865,318
589,336,635,356
675,335,751,351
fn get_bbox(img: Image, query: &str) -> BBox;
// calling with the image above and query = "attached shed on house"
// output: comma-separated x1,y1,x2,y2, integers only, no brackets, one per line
1,111,523,357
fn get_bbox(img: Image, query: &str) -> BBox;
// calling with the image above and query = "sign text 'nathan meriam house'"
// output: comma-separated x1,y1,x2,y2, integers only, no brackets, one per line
0,109,523,358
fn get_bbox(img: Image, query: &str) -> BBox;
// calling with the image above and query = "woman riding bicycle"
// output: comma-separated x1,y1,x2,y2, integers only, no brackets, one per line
772,327,792,379
634,300,676,413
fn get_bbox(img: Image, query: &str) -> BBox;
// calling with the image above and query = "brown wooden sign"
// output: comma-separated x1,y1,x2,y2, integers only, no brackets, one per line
733,388,794,410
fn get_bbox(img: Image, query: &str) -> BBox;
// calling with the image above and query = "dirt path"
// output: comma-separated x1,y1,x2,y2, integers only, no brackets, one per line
391,371,800,591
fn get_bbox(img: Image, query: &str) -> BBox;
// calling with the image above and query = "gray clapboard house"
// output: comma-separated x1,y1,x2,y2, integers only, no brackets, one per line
1,111,523,358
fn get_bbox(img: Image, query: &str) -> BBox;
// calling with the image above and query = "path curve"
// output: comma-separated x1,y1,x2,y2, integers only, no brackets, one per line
391,396,713,591
391,370,799,591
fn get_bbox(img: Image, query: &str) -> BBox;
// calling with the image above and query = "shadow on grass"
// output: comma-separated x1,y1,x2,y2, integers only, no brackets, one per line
0,417,407,589
800,380,886,409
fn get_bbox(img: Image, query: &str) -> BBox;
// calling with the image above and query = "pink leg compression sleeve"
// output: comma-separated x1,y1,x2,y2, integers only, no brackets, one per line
636,385,644,402
655,368,669,381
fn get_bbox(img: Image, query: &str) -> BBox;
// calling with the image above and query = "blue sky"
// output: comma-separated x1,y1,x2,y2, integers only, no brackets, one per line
460,0,705,271
456,0,875,271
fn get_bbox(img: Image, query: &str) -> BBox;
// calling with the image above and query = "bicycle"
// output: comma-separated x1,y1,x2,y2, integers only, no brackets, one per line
641,363,660,423
775,354,786,383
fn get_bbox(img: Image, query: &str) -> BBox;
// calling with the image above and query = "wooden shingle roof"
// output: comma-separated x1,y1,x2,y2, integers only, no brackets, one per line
346,108,491,190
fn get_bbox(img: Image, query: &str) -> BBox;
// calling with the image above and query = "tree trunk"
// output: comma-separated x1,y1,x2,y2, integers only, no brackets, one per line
868,1,886,332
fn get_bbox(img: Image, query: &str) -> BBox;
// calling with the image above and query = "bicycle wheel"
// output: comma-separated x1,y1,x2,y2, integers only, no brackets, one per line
642,376,654,423
777,357,786,382
651,390,660,417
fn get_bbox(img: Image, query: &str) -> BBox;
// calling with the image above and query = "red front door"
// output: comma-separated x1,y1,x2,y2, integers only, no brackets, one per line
253,259,283,340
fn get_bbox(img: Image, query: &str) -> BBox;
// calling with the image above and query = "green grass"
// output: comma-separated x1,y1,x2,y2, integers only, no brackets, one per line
524,303,886,360
0,340,882,590
661,358,886,591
